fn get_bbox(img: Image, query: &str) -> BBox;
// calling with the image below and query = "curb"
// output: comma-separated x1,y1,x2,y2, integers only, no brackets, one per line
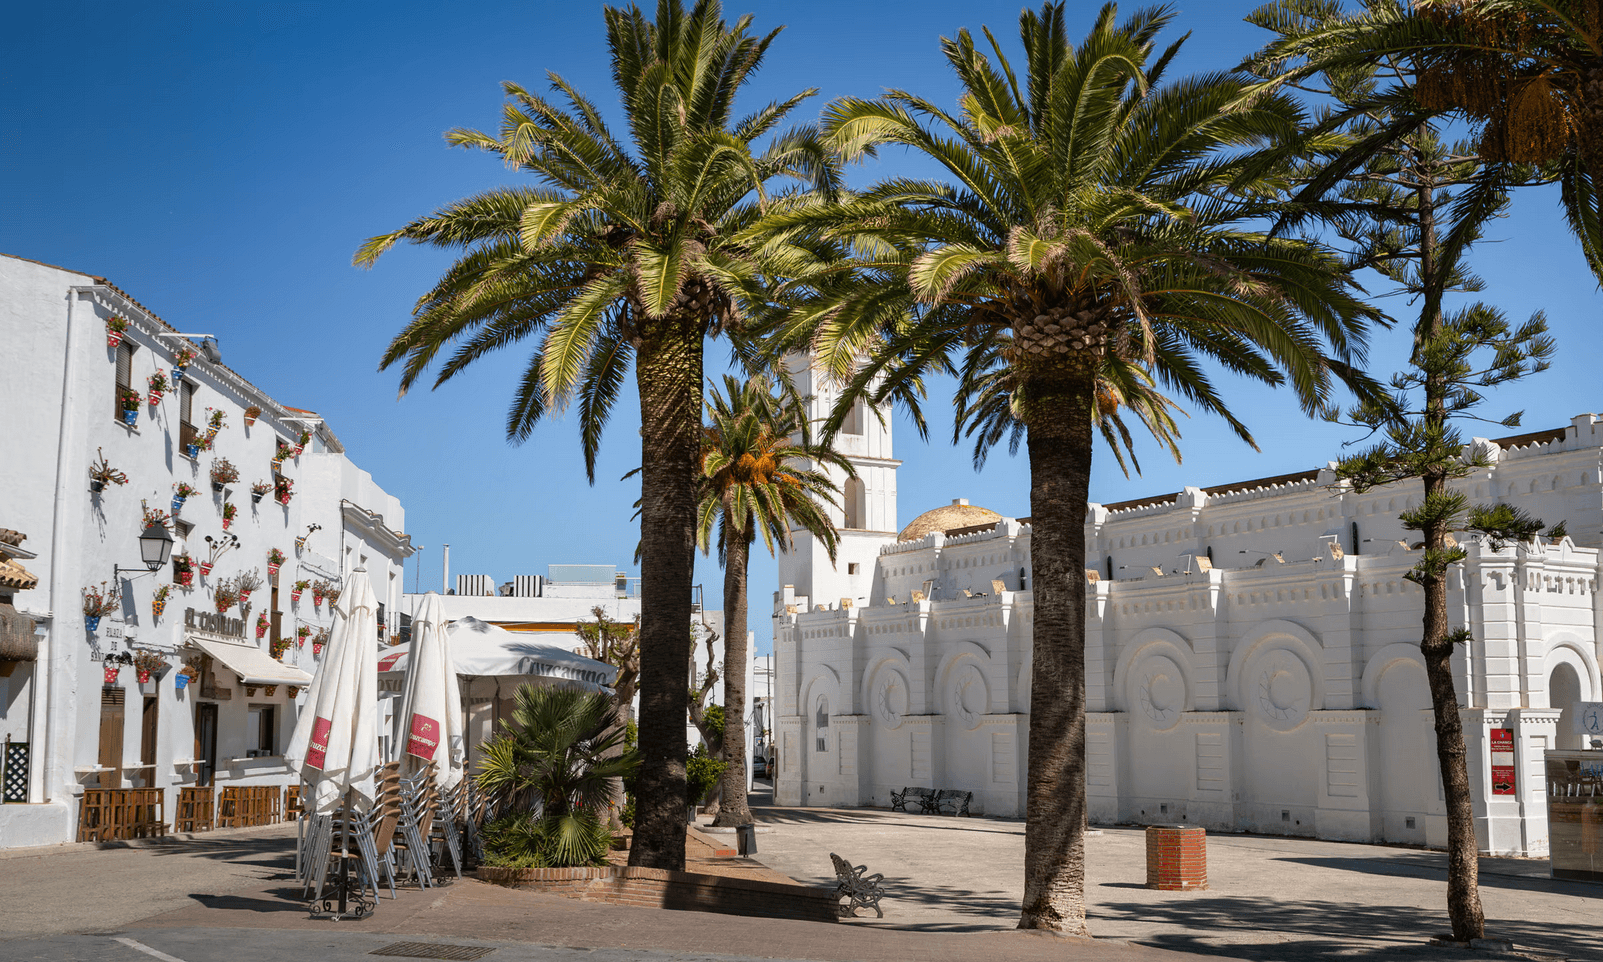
0,820,292,862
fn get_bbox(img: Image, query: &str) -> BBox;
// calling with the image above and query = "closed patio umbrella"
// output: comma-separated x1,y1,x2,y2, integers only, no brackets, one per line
285,567,381,916
390,592,464,790
287,567,381,814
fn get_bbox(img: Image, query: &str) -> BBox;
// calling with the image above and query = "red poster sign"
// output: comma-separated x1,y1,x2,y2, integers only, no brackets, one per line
406,713,440,761
1490,727,1516,796
305,716,333,770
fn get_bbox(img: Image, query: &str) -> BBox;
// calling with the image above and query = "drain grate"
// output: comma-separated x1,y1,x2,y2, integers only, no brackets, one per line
370,941,495,960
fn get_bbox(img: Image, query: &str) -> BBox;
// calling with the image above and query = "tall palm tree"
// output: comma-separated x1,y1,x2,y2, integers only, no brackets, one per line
1243,0,1603,282
355,0,834,871
768,2,1381,933
695,373,849,827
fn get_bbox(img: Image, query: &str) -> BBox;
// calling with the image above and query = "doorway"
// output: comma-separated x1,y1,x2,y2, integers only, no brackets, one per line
194,702,218,786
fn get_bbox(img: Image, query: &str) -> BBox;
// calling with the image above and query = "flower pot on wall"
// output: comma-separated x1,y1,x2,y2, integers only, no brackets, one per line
107,330,124,348
198,561,213,576
103,665,119,685
148,391,163,406
251,491,263,504
85,616,101,632
121,408,138,427
89,480,105,494
185,443,200,459
175,673,190,691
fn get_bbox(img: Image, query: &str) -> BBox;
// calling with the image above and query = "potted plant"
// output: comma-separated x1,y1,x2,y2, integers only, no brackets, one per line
170,481,197,512
173,552,195,588
274,475,295,505
255,611,270,639
204,407,228,443
211,579,240,614
291,579,309,604
88,448,128,493
106,312,129,347
209,457,239,493
184,435,203,459
147,370,168,405
151,583,171,621
267,547,285,578
236,568,263,607
176,662,199,691
295,429,311,457
118,388,141,426
171,345,198,382
263,684,278,697
311,579,327,609
243,405,261,428
250,479,271,504
82,581,120,632
325,584,341,608
244,685,258,698
312,627,328,656
286,685,300,698
221,500,237,530
104,663,121,685
132,649,167,684
142,502,172,533
271,636,292,661
201,533,237,575
296,624,313,649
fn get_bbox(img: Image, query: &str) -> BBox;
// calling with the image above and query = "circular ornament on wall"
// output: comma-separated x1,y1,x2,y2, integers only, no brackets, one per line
949,663,988,730
1136,653,1186,730
1253,648,1312,729
873,671,908,729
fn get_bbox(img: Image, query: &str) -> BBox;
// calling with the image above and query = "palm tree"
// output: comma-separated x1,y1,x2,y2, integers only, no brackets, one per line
477,684,639,866
355,0,834,871
770,2,1381,933
1243,0,1603,282
695,373,850,826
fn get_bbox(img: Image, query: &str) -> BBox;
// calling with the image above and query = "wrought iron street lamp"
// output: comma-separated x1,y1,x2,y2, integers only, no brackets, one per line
115,522,175,582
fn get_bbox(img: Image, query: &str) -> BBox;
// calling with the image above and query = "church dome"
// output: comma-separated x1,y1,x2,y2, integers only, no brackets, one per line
897,499,1003,542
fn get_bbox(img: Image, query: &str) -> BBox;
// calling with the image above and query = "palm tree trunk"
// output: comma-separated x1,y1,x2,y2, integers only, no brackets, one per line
628,327,704,872
1018,366,1095,935
713,523,753,827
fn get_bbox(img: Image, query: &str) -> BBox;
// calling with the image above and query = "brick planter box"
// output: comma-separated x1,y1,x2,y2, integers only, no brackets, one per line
1145,825,1206,890
477,864,839,922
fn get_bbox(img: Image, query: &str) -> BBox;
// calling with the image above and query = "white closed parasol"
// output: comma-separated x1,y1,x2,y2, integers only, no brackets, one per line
390,591,464,789
286,567,381,816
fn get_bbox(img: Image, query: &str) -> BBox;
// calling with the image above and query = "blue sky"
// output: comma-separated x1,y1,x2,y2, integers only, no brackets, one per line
4,1,1598,656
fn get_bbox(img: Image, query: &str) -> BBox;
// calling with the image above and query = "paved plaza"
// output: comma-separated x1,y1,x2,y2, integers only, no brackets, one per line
0,786,1596,962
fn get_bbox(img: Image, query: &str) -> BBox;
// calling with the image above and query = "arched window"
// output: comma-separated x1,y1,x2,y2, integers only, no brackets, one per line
843,477,866,529
814,695,830,752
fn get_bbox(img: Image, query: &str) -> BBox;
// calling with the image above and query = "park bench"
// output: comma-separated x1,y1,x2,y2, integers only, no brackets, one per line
889,786,934,813
829,852,886,918
925,789,973,817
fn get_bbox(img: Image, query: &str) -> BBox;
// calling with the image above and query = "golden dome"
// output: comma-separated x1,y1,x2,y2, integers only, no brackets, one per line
897,499,1003,542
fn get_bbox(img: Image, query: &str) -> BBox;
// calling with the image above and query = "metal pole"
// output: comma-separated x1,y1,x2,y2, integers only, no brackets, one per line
442,544,450,595
339,788,352,916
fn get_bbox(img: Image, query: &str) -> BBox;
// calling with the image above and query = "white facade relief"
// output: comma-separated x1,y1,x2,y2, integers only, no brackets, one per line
774,384,1603,856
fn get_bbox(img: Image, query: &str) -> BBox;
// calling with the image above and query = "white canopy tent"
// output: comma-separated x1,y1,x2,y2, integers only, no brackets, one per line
378,616,618,761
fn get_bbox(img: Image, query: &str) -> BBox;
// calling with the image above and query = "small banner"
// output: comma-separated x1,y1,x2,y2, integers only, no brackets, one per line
406,713,440,761
1490,727,1516,796
305,716,333,770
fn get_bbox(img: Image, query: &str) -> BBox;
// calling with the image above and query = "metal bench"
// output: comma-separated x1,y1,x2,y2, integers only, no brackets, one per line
925,789,973,817
889,786,934,812
829,852,885,918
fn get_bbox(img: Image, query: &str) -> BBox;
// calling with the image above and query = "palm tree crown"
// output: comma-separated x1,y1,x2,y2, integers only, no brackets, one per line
696,373,848,564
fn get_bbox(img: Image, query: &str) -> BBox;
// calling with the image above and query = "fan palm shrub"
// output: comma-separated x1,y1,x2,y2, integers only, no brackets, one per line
476,684,638,868
356,0,836,870
765,2,1380,932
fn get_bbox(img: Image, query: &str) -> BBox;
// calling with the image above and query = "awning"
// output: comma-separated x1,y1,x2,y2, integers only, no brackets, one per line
189,635,314,687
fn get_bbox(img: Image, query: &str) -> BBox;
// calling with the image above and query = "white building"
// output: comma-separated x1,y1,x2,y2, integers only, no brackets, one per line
0,253,413,849
773,375,1603,857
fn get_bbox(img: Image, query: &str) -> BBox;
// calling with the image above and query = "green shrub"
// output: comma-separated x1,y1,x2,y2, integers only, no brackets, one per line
686,743,726,806
479,809,613,869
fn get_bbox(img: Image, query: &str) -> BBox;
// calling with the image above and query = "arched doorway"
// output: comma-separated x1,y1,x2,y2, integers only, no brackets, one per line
1376,657,1434,842
1551,662,1585,750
